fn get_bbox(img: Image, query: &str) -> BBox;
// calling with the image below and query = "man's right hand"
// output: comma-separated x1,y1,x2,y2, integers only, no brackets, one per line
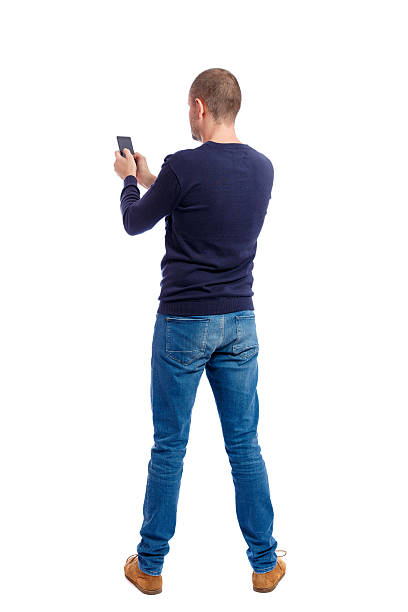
133,152,156,189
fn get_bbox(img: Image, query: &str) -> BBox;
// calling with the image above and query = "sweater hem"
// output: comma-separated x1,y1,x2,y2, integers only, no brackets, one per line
157,296,254,316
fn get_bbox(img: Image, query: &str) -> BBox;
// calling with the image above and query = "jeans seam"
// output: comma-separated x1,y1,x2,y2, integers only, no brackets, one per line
219,314,224,348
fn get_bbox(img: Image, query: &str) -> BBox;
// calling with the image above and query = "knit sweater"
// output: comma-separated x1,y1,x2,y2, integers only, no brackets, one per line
120,140,274,315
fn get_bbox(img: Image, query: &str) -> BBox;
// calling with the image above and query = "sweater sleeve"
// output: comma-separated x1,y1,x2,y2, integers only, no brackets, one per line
120,154,182,236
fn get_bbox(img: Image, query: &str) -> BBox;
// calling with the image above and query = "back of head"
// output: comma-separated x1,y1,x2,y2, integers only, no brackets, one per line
189,68,241,124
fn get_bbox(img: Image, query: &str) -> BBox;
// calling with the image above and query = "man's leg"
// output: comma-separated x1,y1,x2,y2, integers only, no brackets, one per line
136,313,209,575
205,311,279,574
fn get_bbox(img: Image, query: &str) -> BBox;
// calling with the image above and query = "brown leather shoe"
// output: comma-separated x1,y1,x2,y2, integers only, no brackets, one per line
124,554,162,595
252,549,287,593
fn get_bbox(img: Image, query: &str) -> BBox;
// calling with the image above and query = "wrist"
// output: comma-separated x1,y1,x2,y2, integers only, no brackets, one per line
147,174,157,188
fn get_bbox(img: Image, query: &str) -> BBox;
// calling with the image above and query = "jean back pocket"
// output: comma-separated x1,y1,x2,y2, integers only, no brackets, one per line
165,316,210,365
232,314,259,360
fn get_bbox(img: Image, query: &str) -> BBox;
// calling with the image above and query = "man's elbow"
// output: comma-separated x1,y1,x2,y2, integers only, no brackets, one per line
122,215,153,236
122,210,143,236
123,219,138,236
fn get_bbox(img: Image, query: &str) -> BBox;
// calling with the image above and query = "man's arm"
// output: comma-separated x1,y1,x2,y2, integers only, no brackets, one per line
120,155,182,236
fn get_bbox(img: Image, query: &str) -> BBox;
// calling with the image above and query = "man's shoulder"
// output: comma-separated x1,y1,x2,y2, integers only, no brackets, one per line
163,146,204,175
164,144,274,182
165,146,203,162
248,146,274,172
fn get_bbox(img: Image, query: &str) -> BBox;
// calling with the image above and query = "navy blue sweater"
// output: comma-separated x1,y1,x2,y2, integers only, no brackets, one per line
120,140,274,315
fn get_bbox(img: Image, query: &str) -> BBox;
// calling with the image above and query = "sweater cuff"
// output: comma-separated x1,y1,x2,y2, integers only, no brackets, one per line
123,174,138,187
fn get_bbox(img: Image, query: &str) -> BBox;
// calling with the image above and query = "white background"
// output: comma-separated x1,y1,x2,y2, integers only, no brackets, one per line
1,1,407,609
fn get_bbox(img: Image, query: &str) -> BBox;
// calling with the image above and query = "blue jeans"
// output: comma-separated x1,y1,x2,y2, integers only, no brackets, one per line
136,310,278,575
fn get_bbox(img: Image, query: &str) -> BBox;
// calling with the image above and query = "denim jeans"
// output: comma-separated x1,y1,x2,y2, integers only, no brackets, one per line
136,310,278,575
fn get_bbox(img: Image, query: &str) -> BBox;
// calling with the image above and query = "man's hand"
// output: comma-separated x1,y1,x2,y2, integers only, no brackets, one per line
114,148,137,180
132,152,156,189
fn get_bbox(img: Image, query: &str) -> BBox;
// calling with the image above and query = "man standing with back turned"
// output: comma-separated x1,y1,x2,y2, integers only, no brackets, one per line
114,68,286,595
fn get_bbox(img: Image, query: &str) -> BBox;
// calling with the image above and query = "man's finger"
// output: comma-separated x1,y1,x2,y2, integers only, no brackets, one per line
123,149,134,161
115,150,122,159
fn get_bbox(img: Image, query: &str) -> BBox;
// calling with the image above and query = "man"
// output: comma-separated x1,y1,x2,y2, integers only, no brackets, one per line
114,68,286,595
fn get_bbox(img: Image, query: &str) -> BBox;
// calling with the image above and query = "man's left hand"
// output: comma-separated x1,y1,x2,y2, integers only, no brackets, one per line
114,148,137,180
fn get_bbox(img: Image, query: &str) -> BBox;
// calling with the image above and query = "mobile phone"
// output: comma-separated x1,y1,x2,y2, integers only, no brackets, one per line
117,136,134,157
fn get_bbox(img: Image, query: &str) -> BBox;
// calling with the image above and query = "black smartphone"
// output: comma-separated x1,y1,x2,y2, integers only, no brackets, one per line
117,136,135,157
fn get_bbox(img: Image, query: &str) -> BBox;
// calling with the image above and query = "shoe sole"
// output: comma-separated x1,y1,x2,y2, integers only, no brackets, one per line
125,572,162,595
253,569,286,593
